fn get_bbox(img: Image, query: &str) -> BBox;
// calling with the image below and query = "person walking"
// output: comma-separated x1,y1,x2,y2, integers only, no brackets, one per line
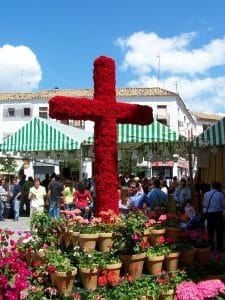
11,177,22,221
62,180,75,210
21,176,34,216
146,179,167,211
173,177,191,210
48,175,64,219
28,178,46,216
73,182,92,219
203,181,225,252
0,180,8,221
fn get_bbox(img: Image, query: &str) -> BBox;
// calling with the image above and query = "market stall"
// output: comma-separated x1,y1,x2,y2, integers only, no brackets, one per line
192,116,225,187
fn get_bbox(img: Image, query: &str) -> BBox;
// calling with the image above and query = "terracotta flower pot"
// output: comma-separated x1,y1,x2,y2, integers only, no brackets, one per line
105,262,122,282
143,228,150,242
120,252,146,280
98,232,113,253
195,247,210,265
53,268,77,296
164,252,180,271
180,248,196,266
64,231,72,248
79,233,99,250
149,228,166,246
165,227,182,241
158,289,175,300
70,231,79,248
146,255,165,275
79,267,99,290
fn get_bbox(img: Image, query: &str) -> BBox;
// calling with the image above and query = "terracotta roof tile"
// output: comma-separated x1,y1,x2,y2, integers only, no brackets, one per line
191,112,224,121
0,87,177,101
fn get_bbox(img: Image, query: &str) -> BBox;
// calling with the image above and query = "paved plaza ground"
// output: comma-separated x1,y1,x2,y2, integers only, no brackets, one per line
0,217,31,241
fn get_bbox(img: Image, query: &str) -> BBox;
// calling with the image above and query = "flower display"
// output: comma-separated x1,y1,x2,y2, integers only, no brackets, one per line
0,229,32,300
49,56,153,215
113,210,148,254
175,279,225,300
156,270,188,291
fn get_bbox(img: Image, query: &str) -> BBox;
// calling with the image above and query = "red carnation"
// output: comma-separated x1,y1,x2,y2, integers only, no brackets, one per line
47,265,56,273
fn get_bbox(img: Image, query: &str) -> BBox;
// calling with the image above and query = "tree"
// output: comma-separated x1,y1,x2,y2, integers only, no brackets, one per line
0,157,17,175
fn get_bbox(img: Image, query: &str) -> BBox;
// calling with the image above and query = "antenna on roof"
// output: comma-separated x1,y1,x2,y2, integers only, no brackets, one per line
157,55,160,87
174,81,178,94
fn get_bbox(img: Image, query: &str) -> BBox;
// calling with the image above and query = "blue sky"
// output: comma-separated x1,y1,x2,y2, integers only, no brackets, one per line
1,0,225,114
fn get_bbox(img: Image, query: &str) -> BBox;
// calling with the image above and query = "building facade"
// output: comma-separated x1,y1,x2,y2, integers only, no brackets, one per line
0,87,221,179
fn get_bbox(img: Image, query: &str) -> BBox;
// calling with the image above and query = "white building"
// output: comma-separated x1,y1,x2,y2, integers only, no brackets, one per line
191,112,224,136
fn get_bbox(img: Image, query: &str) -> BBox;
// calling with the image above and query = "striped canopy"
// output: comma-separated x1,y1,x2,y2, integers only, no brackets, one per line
84,120,184,145
192,117,225,148
0,117,92,152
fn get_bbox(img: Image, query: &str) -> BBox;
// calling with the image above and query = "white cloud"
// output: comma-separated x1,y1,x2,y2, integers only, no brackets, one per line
117,31,225,75
0,44,42,91
117,32,225,113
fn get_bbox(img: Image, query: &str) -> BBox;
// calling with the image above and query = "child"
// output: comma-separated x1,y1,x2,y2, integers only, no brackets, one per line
180,200,200,229
184,199,196,219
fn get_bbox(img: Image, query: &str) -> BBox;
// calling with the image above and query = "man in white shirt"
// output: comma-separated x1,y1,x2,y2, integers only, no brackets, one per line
203,181,225,252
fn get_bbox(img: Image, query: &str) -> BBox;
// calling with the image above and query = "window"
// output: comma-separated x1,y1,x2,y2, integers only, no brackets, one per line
23,107,31,117
158,119,167,126
39,107,48,119
157,105,167,115
60,120,69,125
203,123,210,131
8,108,15,117
72,120,84,129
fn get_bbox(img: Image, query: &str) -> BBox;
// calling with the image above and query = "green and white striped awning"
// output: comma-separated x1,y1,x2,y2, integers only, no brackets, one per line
0,117,92,152
84,120,184,145
192,117,225,148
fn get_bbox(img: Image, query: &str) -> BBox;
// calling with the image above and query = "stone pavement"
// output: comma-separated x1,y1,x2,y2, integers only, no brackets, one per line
0,217,31,241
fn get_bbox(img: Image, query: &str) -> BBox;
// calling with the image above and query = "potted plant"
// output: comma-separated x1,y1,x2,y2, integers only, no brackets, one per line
78,219,99,250
30,211,59,247
185,230,210,265
133,276,161,300
74,248,102,290
146,214,167,246
100,249,122,282
163,213,182,241
46,248,77,296
157,270,188,300
145,237,166,275
162,237,181,272
96,210,122,253
176,235,196,266
113,210,147,279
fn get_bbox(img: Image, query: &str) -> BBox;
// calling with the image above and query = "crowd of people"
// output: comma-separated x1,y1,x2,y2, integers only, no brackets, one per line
0,171,225,252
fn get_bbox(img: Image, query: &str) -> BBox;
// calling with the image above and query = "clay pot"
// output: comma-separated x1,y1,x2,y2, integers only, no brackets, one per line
79,233,99,250
79,267,99,290
120,252,146,280
146,255,165,275
164,252,180,271
98,232,113,253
